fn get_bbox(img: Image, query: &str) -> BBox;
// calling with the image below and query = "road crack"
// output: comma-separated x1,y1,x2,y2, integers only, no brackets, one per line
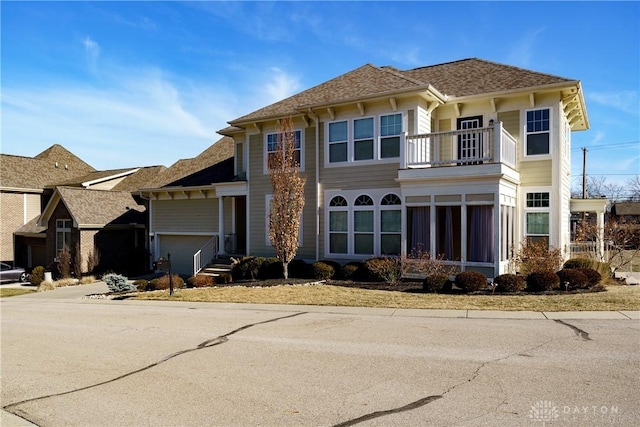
3,312,306,412
553,319,592,340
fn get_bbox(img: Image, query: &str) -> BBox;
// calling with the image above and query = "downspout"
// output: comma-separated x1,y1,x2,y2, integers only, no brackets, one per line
314,113,320,262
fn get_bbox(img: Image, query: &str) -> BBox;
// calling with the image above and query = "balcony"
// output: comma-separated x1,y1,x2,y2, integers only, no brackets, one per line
401,121,517,171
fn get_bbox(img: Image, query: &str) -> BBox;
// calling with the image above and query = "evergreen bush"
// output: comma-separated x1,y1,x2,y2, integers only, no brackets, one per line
30,266,45,286
556,269,589,290
422,273,451,293
312,262,334,280
493,274,526,293
526,271,560,292
576,268,602,287
455,271,487,293
103,273,136,293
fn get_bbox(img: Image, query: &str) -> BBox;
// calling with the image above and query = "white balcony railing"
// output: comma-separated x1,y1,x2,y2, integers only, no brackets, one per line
403,121,517,169
193,234,219,275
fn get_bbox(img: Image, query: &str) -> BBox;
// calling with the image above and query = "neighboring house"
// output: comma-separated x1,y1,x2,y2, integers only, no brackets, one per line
0,144,95,265
148,58,591,278
141,136,240,275
611,202,640,223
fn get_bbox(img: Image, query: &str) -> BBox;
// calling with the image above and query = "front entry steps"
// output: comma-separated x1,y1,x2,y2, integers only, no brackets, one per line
197,255,238,278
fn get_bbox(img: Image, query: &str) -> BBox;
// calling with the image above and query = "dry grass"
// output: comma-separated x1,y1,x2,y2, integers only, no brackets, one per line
132,283,640,312
0,288,36,298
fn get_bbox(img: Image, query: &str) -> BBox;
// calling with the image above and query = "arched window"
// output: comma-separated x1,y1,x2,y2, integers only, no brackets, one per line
329,196,348,254
354,195,374,254
380,194,401,255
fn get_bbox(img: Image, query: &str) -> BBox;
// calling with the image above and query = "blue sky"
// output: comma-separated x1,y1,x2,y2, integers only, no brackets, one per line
2,1,638,194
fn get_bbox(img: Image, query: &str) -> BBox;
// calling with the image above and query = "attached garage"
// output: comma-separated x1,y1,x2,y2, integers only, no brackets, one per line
157,234,215,276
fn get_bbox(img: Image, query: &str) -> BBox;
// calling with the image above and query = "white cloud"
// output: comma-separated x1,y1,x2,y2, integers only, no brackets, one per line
589,90,639,116
506,27,546,68
83,36,101,69
263,67,300,103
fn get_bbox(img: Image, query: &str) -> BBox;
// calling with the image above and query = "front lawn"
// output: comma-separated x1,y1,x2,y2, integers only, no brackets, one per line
131,282,639,312
0,288,36,298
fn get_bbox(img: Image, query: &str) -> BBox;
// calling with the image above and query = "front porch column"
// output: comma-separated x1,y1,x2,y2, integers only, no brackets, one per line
218,197,226,255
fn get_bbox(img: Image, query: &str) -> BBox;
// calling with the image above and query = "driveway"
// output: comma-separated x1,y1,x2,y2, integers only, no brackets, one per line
2,284,639,426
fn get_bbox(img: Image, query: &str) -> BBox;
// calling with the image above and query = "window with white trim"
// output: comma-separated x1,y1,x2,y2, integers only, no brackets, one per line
525,191,550,246
354,195,374,254
328,121,348,163
380,113,402,158
56,219,72,252
354,117,374,161
526,108,550,156
380,194,401,255
328,196,348,253
266,129,302,171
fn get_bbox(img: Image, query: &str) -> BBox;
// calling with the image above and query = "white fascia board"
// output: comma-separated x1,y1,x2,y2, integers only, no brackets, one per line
82,169,139,187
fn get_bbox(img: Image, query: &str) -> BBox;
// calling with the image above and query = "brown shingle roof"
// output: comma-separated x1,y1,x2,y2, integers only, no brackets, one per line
613,202,640,216
226,58,576,126
56,187,145,227
113,166,167,192
1,144,95,190
147,136,234,188
54,168,137,187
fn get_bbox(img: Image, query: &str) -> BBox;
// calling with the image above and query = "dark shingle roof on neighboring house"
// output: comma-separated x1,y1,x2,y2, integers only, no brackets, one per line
147,136,234,188
225,58,578,127
56,187,145,227
1,144,95,190
613,202,640,216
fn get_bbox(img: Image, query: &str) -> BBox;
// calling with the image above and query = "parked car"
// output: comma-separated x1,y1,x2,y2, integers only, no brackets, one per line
0,262,27,283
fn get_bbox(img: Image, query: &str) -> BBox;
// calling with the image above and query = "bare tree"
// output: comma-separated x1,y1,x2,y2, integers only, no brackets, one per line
268,117,306,279
574,218,640,273
626,175,640,201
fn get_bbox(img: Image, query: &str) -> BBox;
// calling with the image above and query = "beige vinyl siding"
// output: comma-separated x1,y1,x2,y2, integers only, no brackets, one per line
437,118,453,161
236,142,245,177
25,193,41,221
416,105,430,134
152,199,218,232
497,110,520,143
519,160,552,186
248,126,317,259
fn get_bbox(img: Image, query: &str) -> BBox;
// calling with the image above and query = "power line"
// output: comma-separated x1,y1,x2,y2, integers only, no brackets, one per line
571,141,639,151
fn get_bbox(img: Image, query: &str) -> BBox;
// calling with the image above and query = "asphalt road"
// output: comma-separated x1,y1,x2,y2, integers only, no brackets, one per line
1,284,639,426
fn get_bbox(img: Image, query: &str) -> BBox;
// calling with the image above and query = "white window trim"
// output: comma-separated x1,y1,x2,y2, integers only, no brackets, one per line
265,194,303,247
324,112,405,168
264,129,305,174
523,106,553,160
523,187,552,242
324,189,402,259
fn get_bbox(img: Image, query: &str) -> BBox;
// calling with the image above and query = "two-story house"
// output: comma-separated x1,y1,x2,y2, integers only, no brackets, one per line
149,58,589,278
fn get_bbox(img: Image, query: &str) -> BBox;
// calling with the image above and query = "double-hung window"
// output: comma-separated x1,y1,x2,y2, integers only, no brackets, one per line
328,196,348,253
354,118,374,161
380,113,402,158
328,121,348,163
56,219,71,252
266,130,302,170
353,195,374,254
525,191,550,246
380,194,401,255
526,108,550,156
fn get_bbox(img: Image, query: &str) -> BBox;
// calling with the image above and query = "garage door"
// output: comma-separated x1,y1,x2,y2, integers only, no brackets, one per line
158,235,214,276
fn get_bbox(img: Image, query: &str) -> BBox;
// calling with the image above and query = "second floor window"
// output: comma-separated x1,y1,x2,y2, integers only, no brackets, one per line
326,113,403,165
56,219,71,252
526,108,550,156
266,130,302,170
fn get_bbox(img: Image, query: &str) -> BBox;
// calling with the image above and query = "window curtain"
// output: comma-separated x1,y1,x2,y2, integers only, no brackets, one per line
408,207,429,255
468,205,494,263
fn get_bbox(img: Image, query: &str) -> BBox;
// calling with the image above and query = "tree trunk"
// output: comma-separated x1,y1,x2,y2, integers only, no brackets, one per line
283,262,289,280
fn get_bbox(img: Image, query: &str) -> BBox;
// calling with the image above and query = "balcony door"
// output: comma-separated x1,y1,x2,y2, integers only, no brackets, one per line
457,116,483,165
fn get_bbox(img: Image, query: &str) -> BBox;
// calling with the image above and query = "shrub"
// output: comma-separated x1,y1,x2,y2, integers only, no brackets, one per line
511,239,564,275
148,274,185,291
55,278,77,287
30,266,45,286
318,260,342,279
103,273,136,293
342,262,365,280
312,262,334,280
526,271,560,292
86,247,100,274
364,257,402,283
217,273,232,284
402,250,459,279
57,247,71,279
288,259,311,278
133,279,149,291
576,268,602,287
187,275,215,288
258,257,283,279
73,242,82,279
37,281,55,292
493,274,526,293
556,269,589,290
231,257,263,281
422,273,451,293
563,258,593,270
79,276,96,285
455,271,488,293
